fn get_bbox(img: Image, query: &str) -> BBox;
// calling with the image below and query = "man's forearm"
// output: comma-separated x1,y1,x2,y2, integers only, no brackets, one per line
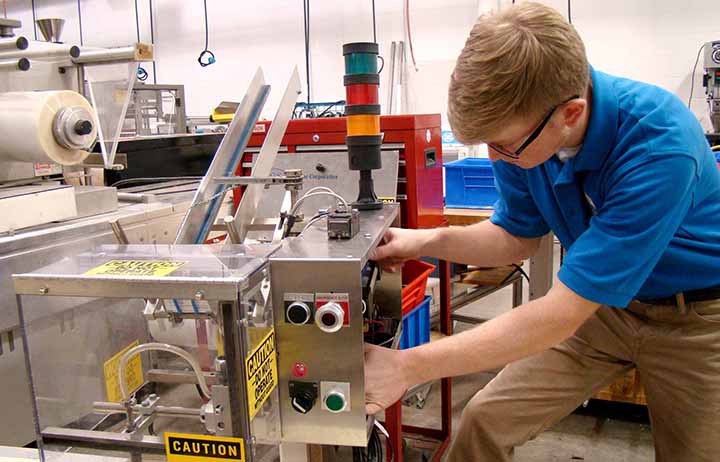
422,220,540,267
401,282,600,385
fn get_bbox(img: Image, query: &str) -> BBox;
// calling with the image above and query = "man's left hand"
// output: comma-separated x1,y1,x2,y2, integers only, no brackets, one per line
364,343,412,415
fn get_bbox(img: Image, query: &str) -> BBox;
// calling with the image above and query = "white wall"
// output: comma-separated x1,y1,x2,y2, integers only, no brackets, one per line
4,0,718,130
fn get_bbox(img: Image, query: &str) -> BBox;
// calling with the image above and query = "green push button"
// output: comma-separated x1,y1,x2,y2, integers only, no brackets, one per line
325,392,345,412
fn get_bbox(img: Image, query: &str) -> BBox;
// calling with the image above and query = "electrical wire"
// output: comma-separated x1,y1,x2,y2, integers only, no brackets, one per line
30,0,37,40
133,0,141,43
303,0,312,104
405,0,418,71
712,145,720,151
149,0,157,83
290,191,348,216
197,0,216,67
371,0,377,43
688,43,706,108
298,212,328,236
567,0,572,24
110,176,203,188
118,343,211,400
76,0,84,46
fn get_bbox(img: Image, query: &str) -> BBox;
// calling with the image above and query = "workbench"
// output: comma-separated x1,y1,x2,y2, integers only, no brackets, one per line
442,208,555,322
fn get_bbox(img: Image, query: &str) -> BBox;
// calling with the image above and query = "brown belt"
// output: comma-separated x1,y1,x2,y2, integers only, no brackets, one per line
636,286,720,314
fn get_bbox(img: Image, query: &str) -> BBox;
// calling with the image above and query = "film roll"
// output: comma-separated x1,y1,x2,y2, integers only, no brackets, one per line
0,90,97,166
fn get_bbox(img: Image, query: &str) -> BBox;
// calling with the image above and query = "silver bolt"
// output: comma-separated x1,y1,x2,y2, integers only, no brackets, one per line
194,291,204,301
312,134,320,143
38,287,49,295
364,233,372,238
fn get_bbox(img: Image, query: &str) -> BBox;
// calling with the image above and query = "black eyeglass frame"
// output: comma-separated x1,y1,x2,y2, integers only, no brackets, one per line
487,95,580,160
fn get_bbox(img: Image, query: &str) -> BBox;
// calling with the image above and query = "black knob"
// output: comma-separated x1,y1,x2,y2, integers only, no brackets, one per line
291,391,316,414
74,120,93,136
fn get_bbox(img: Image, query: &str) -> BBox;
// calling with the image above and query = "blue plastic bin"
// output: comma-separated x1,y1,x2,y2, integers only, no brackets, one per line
444,158,499,209
399,296,431,350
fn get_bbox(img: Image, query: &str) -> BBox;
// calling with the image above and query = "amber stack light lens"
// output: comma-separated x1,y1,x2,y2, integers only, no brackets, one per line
343,42,382,210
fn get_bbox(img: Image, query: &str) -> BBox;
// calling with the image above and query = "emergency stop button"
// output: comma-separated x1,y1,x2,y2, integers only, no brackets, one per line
315,302,344,333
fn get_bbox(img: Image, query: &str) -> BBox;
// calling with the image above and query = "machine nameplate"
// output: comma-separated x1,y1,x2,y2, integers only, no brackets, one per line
103,340,143,403
164,432,245,462
245,329,278,419
84,260,187,277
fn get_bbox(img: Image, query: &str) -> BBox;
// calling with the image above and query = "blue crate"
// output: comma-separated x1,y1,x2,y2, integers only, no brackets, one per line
444,158,499,209
400,296,431,350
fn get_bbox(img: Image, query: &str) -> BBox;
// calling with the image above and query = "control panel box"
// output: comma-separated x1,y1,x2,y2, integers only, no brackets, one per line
270,205,401,446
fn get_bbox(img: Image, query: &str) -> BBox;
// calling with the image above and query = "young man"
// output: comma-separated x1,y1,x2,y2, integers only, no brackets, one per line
364,2,720,461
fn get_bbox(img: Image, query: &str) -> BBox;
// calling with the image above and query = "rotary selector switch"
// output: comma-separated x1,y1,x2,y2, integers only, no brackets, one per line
315,302,345,333
286,301,312,325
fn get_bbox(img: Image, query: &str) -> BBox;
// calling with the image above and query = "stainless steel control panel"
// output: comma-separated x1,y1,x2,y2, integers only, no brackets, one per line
270,205,401,446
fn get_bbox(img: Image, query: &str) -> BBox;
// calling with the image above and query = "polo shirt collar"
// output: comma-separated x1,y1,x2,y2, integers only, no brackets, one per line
573,66,619,172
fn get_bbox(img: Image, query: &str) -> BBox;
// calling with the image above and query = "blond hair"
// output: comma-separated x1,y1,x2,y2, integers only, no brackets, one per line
448,2,589,144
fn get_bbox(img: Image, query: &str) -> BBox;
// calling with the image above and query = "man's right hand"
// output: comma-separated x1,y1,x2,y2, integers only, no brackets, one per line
368,227,436,272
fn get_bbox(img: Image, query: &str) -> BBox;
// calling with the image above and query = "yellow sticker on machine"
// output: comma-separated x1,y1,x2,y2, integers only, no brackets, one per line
103,340,144,403
245,329,278,419
164,432,245,462
84,260,187,277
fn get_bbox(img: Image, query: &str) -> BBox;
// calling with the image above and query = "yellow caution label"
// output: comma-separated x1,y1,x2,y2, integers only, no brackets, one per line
165,433,245,462
84,260,186,277
103,340,144,403
245,329,278,419
377,196,397,203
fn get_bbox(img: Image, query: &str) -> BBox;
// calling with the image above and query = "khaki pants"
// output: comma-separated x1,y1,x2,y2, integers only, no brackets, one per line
446,299,720,462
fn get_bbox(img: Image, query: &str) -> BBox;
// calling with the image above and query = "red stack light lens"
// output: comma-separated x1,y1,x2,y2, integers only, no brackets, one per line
346,83,378,105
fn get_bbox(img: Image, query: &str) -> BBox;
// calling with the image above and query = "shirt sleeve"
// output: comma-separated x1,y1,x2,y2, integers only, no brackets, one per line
558,153,698,307
489,160,551,238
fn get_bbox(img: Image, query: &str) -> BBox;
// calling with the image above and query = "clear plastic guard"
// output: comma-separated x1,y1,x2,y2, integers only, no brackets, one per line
85,63,137,168
16,245,281,461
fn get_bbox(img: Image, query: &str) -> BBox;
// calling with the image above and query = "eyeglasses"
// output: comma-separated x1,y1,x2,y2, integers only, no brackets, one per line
487,95,580,160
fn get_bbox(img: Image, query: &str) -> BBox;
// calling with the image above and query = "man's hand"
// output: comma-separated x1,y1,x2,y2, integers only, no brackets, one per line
364,343,412,415
369,227,435,272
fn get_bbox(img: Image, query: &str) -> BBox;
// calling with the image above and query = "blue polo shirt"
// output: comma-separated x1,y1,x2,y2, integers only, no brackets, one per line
490,67,720,307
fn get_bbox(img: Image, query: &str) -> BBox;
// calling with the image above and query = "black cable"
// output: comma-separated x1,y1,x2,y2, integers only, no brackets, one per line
303,0,312,104
317,100,345,118
30,0,37,40
371,0,377,43
110,176,203,188
149,0,157,83
567,0,572,24
77,0,84,46
198,0,216,67
688,43,706,108
134,0,141,43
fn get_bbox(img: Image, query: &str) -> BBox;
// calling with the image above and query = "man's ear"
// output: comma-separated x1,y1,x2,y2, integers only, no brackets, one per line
561,99,586,127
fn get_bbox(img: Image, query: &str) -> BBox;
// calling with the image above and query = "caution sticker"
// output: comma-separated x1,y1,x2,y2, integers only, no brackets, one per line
165,433,245,462
245,329,278,419
103,340,144,403
84,260,187,277
377,196,397,203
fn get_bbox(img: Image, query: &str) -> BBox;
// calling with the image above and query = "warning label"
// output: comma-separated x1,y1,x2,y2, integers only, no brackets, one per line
165,432,245,462
84,260,186,277
103,340,143,403
245,329,278,419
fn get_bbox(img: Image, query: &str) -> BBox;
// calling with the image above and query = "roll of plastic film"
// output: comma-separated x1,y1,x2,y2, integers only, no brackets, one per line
0,90,96,165
345,83,379,105
346,114,380,136
344,53,378,75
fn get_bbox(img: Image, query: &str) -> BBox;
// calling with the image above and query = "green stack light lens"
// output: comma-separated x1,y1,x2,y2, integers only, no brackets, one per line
344,53,378,75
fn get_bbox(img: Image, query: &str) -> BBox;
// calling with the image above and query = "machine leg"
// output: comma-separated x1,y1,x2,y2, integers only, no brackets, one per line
529,233,554,300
